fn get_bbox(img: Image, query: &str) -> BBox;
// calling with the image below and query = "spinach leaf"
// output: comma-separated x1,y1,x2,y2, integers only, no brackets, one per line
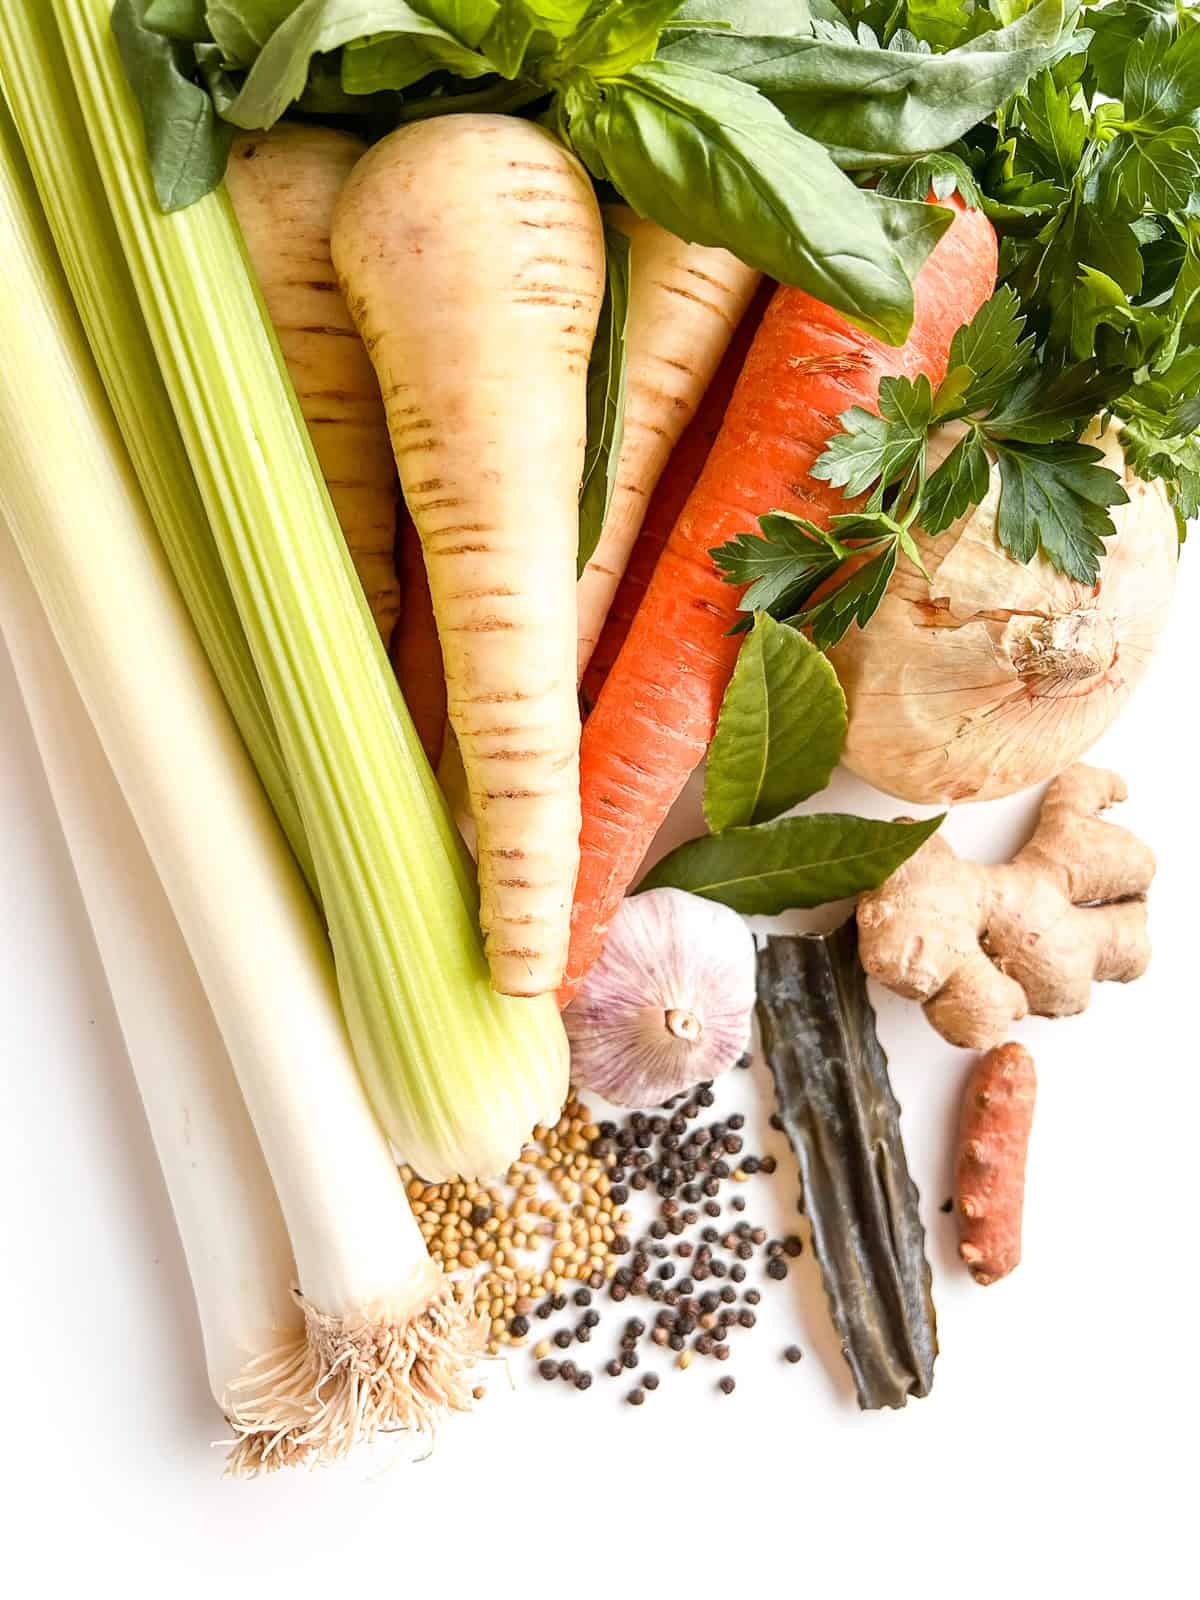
638,812,944,913
563,60,920,342
578,223,631,575
143,0,210,39
704,614,847,832
660,0,1068,168
113,0,234,211
223,0,491,126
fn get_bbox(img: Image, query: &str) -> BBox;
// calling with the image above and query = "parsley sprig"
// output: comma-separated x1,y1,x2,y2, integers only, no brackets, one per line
711,286,1128,648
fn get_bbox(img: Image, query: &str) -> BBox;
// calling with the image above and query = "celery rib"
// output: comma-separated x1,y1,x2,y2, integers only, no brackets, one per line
31,0,567,1182
0,14,314,895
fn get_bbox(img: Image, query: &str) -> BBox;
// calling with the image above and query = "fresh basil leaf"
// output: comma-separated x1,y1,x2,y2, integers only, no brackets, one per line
638,812,944,914
113,0,234,210
480,0,539,74
143,0,210,39
664,0,1068,168
412,0,501,47
711,514,848,615
564,60,919,342
563,0,686,77
672,0,813,30
223,0,488,125
207,2,301,65
341,20,495,92
578,223,631,575
704,614,847,831
866,191,955,282
992,440,1127,579
798,540,898,648
920,424,992,531
195,40,245,112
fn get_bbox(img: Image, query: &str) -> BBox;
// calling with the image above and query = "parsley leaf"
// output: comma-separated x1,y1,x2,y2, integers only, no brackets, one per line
709,513,847,616
808,374,934,503
992,441,1129,579
799,541,899,649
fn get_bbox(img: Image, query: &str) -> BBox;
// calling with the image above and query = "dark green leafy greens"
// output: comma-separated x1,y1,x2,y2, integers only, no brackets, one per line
577,221,630,574
638,811,943,913
114,0,1072,342
757,919,938,1411
703,613,847,831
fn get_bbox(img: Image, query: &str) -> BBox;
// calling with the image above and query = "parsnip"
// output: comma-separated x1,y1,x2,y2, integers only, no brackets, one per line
226,126,401,646
575,209,761,678
333,114,605,998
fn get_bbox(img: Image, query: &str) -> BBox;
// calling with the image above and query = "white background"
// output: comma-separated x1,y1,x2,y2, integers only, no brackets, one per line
1,567,1195,1599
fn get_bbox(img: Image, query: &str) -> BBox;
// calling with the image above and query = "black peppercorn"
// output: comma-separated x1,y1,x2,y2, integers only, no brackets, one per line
784,1236,804,1258
760,1155,777,1175
605,1359,622,1378
643,1373,660,1391
553,1329,572,1349
719,1376,736,1394
767,1258,788,1281
622,1349,638,1370
560,1361,578,1382
538,1360,559,1380
745,1289,761,1305
574,1288,592,1307
575,1372,592,1391
740,1157,760,1176
510,1315,530,1337
784,1345,803,1364
627,1389,645,1407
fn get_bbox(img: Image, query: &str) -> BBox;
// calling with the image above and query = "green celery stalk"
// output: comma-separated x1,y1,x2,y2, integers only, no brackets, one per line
27,0,567,1181
0,12,313,892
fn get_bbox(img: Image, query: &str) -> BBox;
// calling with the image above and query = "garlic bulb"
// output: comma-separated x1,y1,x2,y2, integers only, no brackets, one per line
563,889,755,1108
829,425,1178,804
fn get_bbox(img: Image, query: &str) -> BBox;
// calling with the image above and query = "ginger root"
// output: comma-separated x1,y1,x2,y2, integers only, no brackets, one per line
956,1043,1036,1285
856,764,1154,1049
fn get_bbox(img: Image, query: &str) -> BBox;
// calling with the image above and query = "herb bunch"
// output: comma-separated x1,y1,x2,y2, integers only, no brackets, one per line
712,0,1197,648
114,0,1068,342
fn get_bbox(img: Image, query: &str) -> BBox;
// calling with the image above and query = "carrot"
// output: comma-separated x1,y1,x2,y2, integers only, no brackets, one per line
225,126,400,646
390,506,447,769
575,209,761,680
561,197,998,1003
581,278,774,710
333,115,605,998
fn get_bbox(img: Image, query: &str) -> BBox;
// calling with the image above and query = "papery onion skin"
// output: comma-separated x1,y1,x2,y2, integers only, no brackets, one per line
829,427,1178,805
563,888,755,1108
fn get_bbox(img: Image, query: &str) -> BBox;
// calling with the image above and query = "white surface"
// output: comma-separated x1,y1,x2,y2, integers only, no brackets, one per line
1,567,1196,1597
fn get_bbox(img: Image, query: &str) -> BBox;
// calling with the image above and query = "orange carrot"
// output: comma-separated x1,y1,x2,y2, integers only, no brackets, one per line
581,279,774,711
389,506,447,769
561,198,998,1004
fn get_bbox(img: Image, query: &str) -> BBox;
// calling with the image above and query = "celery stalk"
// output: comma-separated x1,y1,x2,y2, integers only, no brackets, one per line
0,13,313,893
35,0,568,1181
0,97,481,1468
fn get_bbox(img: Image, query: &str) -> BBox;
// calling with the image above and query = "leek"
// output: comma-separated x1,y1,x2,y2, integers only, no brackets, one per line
0,10,313,892
36,0,567,1183
0,101,478,1469
0,522,304,1469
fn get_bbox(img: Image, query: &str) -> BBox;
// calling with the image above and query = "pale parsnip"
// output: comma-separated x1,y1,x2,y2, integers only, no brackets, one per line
0,524,302,1457
575,209,761,678
225,126,401,646
333,114,605,998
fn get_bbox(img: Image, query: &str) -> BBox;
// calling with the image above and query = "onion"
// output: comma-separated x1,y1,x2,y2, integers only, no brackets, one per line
829,426,1178,804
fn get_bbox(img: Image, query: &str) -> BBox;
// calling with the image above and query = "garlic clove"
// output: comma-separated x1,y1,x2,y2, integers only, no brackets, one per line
563,888,756,1108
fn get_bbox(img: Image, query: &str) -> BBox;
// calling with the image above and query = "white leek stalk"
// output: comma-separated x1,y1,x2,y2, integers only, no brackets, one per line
40,0,567,1182
0,102,479,1471
0,9,312,891
0,522,304,1467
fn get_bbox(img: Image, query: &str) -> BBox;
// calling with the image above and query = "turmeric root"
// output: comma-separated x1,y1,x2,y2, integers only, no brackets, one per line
956,1043,1037,1285
857,764,1155,1049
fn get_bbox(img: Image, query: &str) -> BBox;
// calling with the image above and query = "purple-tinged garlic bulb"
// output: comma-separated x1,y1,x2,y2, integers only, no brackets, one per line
564,889,755,1108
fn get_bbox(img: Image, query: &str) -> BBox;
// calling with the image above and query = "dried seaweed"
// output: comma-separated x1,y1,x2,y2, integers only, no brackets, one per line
756,919,937,1409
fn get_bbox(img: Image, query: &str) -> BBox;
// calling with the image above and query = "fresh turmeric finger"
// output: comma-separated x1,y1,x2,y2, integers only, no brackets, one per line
955,1042,1037,1285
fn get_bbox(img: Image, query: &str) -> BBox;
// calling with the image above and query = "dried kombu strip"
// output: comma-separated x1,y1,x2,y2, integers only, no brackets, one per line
756,918,937,1409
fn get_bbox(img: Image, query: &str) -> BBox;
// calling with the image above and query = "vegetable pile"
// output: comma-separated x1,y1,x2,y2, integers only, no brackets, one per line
0,0,1191,1467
